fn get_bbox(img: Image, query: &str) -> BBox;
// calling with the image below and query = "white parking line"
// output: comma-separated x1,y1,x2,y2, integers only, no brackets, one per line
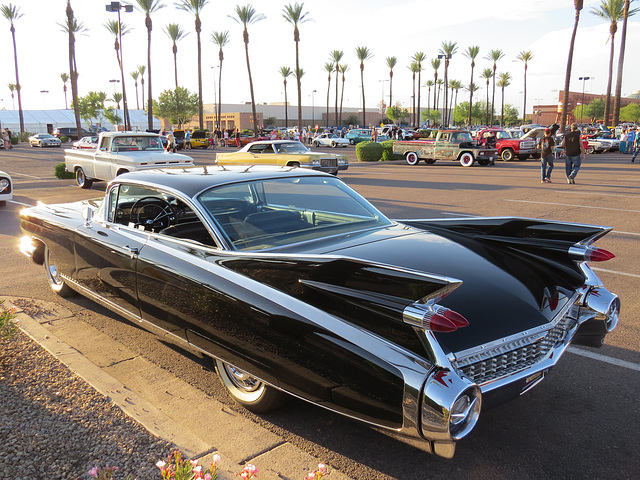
553,190,640,199
592,267,640,279
568,347,640,372
8,172,48,179
505,199,640,213
9,200,35,207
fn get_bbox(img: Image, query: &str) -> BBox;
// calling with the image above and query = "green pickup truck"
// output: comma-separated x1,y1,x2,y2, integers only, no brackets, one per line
392,130,498,167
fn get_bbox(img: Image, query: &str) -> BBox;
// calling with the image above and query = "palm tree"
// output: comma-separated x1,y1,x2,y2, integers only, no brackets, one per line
612,0,638,125
330,50,344,126
409,61,419,126
7,83,16,109
355,46,373,126
104,18,132,130
439,41,458,126
60,73,69,110
324,62,333,128
435,79,444,120
412,52,427,127
485,49,504,126
130,70,140,109
177,0,208,130
431,58,441,111
283,2,310,133
560,1,584,131
165,23,188,89
481,68,493,125
1,3,24,132
497,72,512,126
230,4,265,134
112,92,123,109
449,79,463,122
425,80,434,114
279,66,293,128
211,30,230,130
464,45,480,126
134,0,165,131
591,0,626,126
385,56,397,109
516,50,534,124
465,82,481,123
61,1,83,138
339,63,348,125
138,65,146,112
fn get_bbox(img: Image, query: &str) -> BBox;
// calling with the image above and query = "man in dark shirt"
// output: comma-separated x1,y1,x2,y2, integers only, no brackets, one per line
561,123,585,184
538,128,555,182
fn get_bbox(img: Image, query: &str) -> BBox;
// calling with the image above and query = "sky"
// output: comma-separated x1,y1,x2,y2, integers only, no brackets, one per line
1,0,639,119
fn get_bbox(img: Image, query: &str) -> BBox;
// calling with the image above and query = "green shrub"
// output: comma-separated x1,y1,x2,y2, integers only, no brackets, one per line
356,141,384,162
380,140,403,161
18,132,34,143
55,163,75,179
60,135,69,143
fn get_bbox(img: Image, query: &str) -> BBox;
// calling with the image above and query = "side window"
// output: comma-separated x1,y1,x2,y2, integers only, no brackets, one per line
100,137,110,150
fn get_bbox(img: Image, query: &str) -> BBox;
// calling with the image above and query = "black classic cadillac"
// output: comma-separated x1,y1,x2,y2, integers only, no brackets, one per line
18,165,619,458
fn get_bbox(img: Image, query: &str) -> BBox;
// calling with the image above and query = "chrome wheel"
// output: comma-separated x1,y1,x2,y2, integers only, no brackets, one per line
44,246,73,296
215,359,287,413
76,168,93,189
405,152,420,165
459,152,475,167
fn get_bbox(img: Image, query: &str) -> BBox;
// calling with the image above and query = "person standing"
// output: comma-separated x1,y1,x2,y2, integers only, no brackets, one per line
619,129,628,154
538,128,555,182
185,129,192,150
631,127,640,163
561,123,585,184
165,130,176,153
626,128,636,157
3,128,12,149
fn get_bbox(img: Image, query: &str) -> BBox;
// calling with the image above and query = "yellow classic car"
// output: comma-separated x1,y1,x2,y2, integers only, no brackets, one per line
189,131,210,149
215,140,349,175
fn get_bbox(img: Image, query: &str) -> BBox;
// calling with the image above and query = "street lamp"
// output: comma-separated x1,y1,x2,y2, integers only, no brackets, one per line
312,89,317,129
40,90,49,110
109,79,120,96
379,79,388,124
106,2,133,131
578,76,591,125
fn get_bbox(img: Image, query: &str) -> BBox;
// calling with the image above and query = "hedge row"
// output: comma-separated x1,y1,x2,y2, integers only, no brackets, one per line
355,140,404,162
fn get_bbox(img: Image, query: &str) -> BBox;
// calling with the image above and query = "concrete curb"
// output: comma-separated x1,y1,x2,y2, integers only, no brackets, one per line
6,298,352,480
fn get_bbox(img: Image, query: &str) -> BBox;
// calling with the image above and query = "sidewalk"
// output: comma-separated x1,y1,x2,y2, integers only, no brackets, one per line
5,296,352,480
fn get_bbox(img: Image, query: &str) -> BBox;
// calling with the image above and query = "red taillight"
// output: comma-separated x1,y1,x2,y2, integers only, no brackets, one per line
410,305,470,332
586,247,615,262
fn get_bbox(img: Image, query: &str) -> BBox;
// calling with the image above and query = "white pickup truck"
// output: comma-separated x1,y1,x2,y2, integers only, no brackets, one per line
64,131,194,188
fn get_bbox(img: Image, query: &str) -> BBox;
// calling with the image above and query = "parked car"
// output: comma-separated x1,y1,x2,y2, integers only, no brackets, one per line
18,165,619,458
53,127,91,140
216,140,349,174
0,170,12,206
72,135,99,150
312,133,349,148
590,132,619,151
28,133,62,148
345,128,373,144
189,130,210,149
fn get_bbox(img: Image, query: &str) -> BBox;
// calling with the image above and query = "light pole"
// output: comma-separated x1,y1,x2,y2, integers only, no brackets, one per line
106,2,133,131
40,90,49,110
312,89,317,129
379,79,388,124
578,76,591,125
211,66,218,129
109,79,120,97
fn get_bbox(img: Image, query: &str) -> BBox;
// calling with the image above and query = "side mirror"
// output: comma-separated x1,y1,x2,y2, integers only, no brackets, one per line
82,206,94,226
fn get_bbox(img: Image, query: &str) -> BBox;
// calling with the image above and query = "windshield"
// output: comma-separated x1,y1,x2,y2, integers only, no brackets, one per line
273,142,309,154
198,176,392,251
110,135,164,152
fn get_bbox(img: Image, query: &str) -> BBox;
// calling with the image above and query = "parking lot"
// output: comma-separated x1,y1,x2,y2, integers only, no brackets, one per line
1,143,639,479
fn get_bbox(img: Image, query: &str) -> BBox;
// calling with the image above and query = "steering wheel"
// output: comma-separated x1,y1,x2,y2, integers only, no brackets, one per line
131,196,175,230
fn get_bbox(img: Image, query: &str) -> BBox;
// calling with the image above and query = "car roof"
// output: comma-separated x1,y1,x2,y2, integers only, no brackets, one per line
113,165,326,198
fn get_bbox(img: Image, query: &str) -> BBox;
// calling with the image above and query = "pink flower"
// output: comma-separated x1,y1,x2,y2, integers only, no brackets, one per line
204,474,212,480
317,464,326,473
156,460,166,469
87,467,99,478
212,454,221,465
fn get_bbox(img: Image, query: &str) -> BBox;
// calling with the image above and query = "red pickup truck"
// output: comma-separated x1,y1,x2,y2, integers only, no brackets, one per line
477,128,539,162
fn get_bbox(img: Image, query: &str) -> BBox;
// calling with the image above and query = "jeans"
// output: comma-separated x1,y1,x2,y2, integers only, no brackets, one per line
632,146,639,162
565,154,582,179
541,154,554,180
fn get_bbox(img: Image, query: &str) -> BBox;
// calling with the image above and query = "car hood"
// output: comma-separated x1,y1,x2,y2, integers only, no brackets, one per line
268,223,582,355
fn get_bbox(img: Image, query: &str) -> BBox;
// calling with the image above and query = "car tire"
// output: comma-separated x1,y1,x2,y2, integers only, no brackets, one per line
517,155,529,161
586,146,595,154
478,159,490,166
215,359,287,413
76,168,93,189
349,139,355,145
44,246,74,297
459,152,475,167
313,141,320,147
405,152,420,165
331,141,337,148
501,149,514,162
425,158,437,164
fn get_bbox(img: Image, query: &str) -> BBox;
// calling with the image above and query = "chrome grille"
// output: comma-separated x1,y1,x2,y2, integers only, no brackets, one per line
457,316,575,386
320,158,338,168
520,140,536,150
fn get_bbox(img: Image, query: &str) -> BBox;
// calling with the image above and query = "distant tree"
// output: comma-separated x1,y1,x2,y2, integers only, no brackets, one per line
130,70,140,109
60,1,84,138
60,73,69,109
264,116,277,126
412,52,427,126
516,50,534,125
1,3,24,132
283,2,310,133
619,102,640,122
104,18,132,129
345,114,359,126
453,100,485,125
613,0,639,124
138,65,146,110
211,30,230,130
339,63,348,125
409,61,418,126
324,62,333,127
439,41,458,125
480,68,493,124
425,80,434,114
421,108,441,126
560,1,584,132
385,56,397,109
7,83,16,109
485,49,505,126
355,46,373,126
330,50,344,126
279,66,293,128
503,104,519,126
497,72,512,126
586,98,606,121
431,58,440,111
385,103,409,125
165,23,189,89
111,92,123,109
154,86,199,126
78,91,108,126
464,45,480,126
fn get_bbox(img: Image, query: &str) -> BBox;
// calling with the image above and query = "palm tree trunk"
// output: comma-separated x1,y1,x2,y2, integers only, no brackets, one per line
603,30,616,126
389,72,393,111
340,75,345,126
146,18,153,131
173,46,179,89
485,81,490,125
196,25,204,130
613,0,630,125
295,39,302,131
522,65,527,124
10,27,24,133
361,67,366,126
67,1,82,136
284,81,289,128
417,70,421,128
326,76,330,128
217,59,223,130
501,86,505,126
468,64,474,126
443,63,449,126
560,1,583,132
490,66,496,126
412,73,416,126
335,67,339,126
243,34,259,134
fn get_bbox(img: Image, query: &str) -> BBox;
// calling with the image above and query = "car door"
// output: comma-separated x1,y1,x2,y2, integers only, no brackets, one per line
74,185,148,319
92,135,115,180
